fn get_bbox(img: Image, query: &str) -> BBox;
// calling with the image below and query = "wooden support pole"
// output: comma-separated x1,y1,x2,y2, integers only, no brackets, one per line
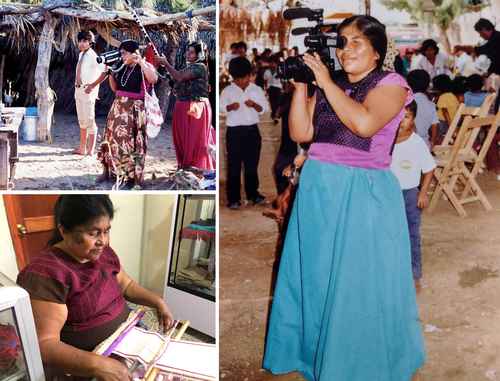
0,55,5,101
34,12,58,142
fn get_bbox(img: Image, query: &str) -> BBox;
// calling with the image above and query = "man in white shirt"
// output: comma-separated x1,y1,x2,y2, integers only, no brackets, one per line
411,39,451,79
74,31,107,156
453,46,475,77
220,56,269,209
390,101,436,292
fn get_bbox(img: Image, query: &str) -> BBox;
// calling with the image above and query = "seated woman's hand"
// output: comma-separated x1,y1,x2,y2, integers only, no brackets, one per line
94,356,131,381
156,299,174,333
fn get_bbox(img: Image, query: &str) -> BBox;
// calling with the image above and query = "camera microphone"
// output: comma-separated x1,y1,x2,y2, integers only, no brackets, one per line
292,24,338,36
291,27,313,36
283,7,323,21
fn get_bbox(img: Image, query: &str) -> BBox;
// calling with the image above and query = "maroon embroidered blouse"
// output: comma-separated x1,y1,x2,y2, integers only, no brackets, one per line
17,246,129,351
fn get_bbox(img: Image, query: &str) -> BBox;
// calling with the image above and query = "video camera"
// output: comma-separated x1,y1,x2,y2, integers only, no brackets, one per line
277,7,345,83
96,50,122,66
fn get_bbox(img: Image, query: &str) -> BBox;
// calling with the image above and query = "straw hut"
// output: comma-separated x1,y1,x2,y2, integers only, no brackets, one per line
219,0,292,52
0,0,216,141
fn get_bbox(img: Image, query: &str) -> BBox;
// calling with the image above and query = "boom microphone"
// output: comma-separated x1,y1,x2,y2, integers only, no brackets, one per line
283,7,322,21
291,27,313,36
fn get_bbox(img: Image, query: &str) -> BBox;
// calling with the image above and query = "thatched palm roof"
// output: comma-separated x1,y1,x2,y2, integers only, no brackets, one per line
0,0,216,126
0,1,215,53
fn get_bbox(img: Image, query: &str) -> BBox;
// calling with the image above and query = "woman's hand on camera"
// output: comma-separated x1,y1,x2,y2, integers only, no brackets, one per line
94,356,131,381
288,79,306,91
303,53,331,89
124,53,142,66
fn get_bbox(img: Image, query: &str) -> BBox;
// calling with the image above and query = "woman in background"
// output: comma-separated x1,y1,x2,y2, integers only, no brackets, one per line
157,41,215,170
98,40,158,189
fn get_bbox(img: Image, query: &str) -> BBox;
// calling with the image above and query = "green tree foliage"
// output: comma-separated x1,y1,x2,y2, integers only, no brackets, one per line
381,0,486,52
154,0,198,13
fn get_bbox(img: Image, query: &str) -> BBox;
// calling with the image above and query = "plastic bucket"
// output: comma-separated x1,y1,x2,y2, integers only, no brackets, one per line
25,107,38,117
23,116,38,141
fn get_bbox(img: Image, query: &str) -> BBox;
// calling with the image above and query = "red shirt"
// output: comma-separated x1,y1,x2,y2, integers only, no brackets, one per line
17,246,128,350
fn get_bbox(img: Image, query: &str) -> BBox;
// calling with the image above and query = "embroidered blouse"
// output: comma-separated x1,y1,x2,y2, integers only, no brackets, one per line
17,246,129,351
308,70,413,169
174,62,209,101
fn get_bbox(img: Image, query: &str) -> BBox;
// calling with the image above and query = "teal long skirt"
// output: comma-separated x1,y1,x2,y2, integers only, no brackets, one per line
263,159,426,381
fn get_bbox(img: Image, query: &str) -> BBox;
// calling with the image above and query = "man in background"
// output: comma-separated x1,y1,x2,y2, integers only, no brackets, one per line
74,31,107,156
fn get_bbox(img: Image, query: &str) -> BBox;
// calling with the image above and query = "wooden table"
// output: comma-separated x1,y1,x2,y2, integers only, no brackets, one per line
0,107,25,189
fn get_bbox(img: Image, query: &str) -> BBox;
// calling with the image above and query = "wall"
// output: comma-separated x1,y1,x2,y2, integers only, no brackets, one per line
0,202,19,282
0,195,171,288
109,195,145,282
140,195,176,295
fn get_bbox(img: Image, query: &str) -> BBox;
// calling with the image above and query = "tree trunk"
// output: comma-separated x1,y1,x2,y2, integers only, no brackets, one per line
437,25,452,56
34,12,58,142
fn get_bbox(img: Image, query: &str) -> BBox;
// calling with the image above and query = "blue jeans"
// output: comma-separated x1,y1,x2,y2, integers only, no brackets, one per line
403,187,422,279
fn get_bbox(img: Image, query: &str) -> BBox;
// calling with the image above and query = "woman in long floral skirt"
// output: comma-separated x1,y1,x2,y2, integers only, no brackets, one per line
98,40,158,189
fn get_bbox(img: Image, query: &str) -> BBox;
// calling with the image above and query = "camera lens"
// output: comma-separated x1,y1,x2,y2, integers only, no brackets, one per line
276,56,315,83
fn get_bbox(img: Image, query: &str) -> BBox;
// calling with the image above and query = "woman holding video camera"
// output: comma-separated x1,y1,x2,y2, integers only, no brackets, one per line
264,15,425,381
97,39,158,189
156,41,215,171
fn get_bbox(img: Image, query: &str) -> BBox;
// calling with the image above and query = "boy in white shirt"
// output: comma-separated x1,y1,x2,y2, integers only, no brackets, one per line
263,56,283,123
407,69,439,148
74,31,107,156
391,101,436,292
220,57,269,210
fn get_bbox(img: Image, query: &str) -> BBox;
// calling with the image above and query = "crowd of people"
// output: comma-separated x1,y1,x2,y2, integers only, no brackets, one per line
74,31,216,190
220,14,500,381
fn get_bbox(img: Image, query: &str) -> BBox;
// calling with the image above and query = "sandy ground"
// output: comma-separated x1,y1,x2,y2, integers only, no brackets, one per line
12,112,185,190
219,112,500,381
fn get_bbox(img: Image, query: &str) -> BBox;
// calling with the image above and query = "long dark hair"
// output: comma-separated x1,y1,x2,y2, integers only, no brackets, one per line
337,15,388,69
48,195,115,246
188,41,206,63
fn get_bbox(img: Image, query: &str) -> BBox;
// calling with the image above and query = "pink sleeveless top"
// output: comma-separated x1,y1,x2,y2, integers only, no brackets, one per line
308,72,413,169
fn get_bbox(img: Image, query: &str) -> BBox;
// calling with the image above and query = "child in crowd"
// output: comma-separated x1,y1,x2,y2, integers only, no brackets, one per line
433,74,460,135
263,55,283,124
272,81,296,195
391,101,436,292
220,56,269,210
464,74,488,107
407,69,440,148
452,76,467,103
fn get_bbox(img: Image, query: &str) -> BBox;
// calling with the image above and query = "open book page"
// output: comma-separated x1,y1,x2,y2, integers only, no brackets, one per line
155,340,217,380
112,327,166,365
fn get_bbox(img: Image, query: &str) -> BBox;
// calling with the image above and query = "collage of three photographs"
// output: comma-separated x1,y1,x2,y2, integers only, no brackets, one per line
1,0,500,380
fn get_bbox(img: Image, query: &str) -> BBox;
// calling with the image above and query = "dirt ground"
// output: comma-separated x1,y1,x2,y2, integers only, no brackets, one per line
11,112,184,190
219,112,500,381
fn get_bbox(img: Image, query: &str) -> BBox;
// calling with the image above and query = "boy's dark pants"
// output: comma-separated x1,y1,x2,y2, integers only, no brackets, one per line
268,86,282,119
226,125,262,204
403,187,422,280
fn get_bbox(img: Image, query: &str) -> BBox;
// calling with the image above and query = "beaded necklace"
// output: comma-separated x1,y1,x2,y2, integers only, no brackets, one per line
120,64,137,88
